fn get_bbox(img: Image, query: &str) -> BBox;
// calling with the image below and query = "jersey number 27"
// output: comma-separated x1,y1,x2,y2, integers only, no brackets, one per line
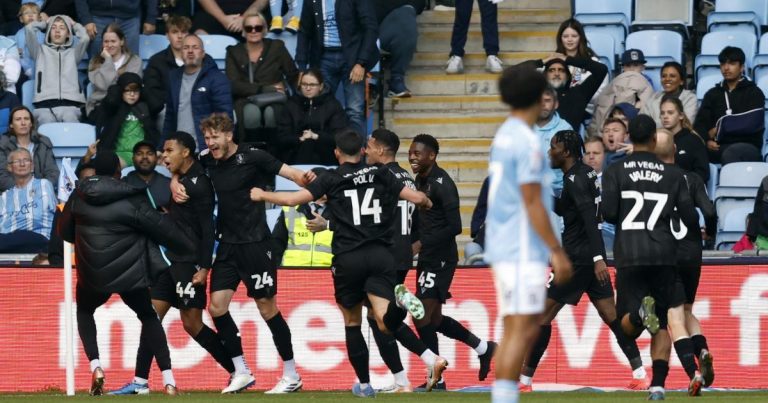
621,191,668,230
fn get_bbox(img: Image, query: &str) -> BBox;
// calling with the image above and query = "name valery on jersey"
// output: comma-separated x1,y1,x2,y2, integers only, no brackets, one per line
624,160,664,183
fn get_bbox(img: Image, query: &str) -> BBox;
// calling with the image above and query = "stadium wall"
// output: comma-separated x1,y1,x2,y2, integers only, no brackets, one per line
1,265,767,392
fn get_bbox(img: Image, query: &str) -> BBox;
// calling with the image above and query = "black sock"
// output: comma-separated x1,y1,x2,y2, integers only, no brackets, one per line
691,334,709,357
134,334,153,379
437,316,481,349
673,338,698,379
525,325,552,375
416,324,439,356
345,326,370,384
212,312,244,357
650,360,669,388
266,312,294,361
76,309,100,362
629,309,643,330
394,323,427,356
368,317,403,374
193,325,236,373
609,319,642,369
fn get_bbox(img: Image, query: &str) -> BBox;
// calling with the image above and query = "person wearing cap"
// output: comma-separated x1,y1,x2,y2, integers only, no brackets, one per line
589,49,654,137
122,140,171,209
94,72,159,167
520,53,608,131
57,150,195,395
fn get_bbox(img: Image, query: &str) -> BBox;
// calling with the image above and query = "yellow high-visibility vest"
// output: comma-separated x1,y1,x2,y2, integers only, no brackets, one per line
281,205,333,267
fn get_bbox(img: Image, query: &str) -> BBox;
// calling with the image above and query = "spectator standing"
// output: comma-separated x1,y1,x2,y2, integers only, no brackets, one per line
583,135,614,254
39,1,78,22
193,0,267,36
374,0,425,98
296,0,379,137
153,0,194,35
143,15,190,130
660,95,709,182
0,2,21,36
26,14,89,124
464,176,488,265
0,71,21,133
123,140,171,208
556,18,607,113
164,34,233,151
534,86,573,194
268,0,303,34
276,68,347,165
86,24,143,120
15,2,44,83
75,0,157,56
641,61,697,127
0,105,58,191
0,148,56,253
94,73,159,166
0,34,21,93
445,0,501,74
694,46,765,164
225,12,298,142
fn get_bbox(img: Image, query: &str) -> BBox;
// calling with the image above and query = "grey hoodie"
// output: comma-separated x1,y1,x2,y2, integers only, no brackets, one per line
25,15,90,106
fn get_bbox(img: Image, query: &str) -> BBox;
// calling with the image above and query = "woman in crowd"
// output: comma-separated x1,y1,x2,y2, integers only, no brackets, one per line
86,24,142,121
660,95,709,182
94,73,158,167
225,12,299,142
556,18,607,112
0,105,59,191
642,61,697,126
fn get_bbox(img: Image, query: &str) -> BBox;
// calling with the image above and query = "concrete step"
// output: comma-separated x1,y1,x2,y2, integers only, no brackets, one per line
404,72,501,95
493,0,570,9
388,110,506,138
393,157,488,183
418,8,569,25
416,28,556,53
410,51,548,68
387,95,505,112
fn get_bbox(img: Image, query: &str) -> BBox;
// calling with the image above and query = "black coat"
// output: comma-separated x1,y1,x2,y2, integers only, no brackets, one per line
143,46,178,117
296,0,380,71
95,84,160,151
276,90,348,165
694,78,765,149
57,176,195,293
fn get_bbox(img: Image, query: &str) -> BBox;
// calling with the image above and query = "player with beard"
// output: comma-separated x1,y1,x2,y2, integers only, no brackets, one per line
518,130,648,392
250,128,449,397
409,134,497,390
172,114,308,394
601,115,700,401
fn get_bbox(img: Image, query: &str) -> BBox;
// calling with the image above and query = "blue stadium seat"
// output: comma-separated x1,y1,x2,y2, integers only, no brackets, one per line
696,72,722,101
715,161,768,202
707,0,768,37
633,0,695,31
716,204,753,250
86,82,94,99
21,80,34,111
200,35,238,70
695,31,758,81
715,198,755,237
574,0,632,34
753,33,768,81
644,67,662,92
707,163,720,200
586,31,616,75
624,30,683,68
266,208,281,232
38,123,96,171
139,34,169,68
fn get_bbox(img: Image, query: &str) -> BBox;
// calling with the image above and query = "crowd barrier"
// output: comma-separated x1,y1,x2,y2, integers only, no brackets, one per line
1,264,767,392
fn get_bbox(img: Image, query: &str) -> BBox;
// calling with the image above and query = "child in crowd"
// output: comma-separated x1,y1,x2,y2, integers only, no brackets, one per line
14,2,44,81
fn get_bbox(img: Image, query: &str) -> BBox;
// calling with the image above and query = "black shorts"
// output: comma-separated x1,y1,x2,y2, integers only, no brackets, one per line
332,243,396,308
211,241,277,299
151,262,207,309
615,265,683,328
415,260,457,303
547,264,614,305
677,265,701,304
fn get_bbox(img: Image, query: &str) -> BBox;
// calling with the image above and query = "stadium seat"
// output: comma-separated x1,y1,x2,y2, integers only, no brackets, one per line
266,208,281,232
715,162,768,202
707,0,768,37
199,35,238,70
753,33,768,80
695,31,758,81
715,198,755,231
644,68,662,92
707,163,720,200
716,204,753,250
86,82,94,99
21,80,34,111
586,31,616,75
624,30,684,68
38,123,96,171
139,34,169,68
632,0,694,37
575,0,632,59
696,72,722,101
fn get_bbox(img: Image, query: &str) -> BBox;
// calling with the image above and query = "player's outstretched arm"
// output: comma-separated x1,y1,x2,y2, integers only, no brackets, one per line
250,187,315,207
521,182,572,285
278,164,317,187
400,187,432,209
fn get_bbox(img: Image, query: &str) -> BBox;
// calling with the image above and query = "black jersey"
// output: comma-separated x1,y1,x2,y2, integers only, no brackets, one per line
306,162,404,256
601,151,698,268
555,161,606,265
671,167,717,266
386,162,417,270
166,161,216,268
414,164,461,263
201,144,283,244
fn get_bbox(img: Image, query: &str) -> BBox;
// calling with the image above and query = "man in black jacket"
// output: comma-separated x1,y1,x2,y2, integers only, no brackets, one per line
57,151,195,396
296,0,379,137
520,55,608,130
374,0,425,98
693,46,765,165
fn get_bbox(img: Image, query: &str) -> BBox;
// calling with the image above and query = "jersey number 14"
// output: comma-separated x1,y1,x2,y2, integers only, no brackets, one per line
344,188,382,225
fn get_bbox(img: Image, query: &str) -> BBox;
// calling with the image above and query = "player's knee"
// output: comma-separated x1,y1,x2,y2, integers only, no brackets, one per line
208,301,227,317
255,298,278,319
182,318,203,336
383,303,406,332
